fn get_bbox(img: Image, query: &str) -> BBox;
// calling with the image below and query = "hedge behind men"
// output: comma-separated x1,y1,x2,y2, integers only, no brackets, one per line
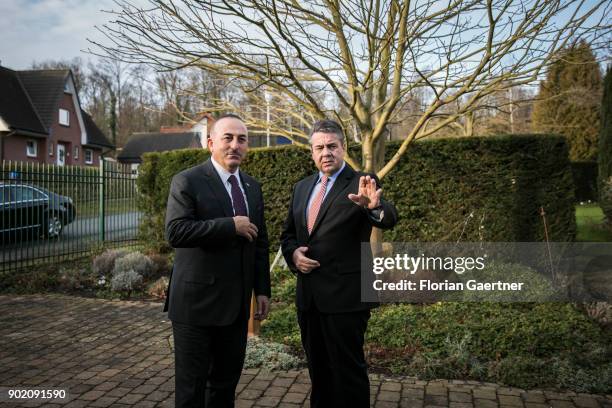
165,114,271,407
281,120,398,407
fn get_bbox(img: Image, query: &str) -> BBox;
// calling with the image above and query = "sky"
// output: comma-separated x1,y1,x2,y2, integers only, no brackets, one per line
0,0,117,69
1,0,609,73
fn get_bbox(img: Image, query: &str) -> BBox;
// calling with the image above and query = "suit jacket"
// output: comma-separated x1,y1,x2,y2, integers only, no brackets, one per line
164,159,271,326
280,164,398,313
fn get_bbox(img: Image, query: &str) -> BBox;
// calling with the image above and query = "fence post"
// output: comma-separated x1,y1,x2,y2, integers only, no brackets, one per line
99,158,106,242
248,293,260,337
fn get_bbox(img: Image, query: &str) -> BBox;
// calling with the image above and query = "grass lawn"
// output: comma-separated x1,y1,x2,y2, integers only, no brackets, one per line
77,198,137,218
576,204,612,242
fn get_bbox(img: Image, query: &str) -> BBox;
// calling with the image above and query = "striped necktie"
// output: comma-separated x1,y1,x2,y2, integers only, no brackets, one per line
307,175,328,234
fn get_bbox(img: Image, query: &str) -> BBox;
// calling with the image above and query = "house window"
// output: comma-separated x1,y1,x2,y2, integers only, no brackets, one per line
26,140,37,157
49,142,54,156
85,149,93,164
64,82,71,94
59,109,70,126
74,146,79,160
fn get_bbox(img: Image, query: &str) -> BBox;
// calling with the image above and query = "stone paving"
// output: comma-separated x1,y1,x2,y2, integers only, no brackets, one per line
0,294,610,408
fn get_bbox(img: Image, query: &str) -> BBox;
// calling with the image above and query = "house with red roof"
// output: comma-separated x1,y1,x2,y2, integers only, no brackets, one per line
0,66,114,166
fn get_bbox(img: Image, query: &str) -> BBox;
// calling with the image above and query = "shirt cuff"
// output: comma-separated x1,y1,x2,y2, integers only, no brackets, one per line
368,206,384,222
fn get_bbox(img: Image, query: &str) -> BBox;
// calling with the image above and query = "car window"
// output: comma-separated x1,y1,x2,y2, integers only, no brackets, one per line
12,186,34,202
32,188,45,199
7,186,16,202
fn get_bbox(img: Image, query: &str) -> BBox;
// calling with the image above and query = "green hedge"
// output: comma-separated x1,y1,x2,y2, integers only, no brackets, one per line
136,147,314,251
381,135,576,243
137,134,576,251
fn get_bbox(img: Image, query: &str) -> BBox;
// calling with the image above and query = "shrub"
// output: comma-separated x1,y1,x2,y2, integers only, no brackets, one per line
580,301,612,329
366,304,417,349
146,253,171,278
138,135,576,251
271,276,296,304
454,261,559,302
261,300,612,391
408,334,487,381
112,252,154,280
111,270,143,294
147,276,169,299
260,303,301,350
57,267,96,291
244,337,303,371
270,265,294,287
551,358,612,394
92,249,130,277
489,356,553,389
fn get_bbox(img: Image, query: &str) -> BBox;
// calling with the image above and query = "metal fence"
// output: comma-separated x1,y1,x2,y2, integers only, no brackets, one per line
1,160,141,272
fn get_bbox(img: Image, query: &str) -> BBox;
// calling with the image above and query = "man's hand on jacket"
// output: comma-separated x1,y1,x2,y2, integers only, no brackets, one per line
234,216,258,241
292,246,320,274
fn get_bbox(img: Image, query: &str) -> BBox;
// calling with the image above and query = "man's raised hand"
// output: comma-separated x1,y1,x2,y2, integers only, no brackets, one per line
348,175,383,209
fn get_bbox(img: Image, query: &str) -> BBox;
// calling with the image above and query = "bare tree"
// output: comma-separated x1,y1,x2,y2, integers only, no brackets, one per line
91,0,611,177
441,85,536,136
31,58,87,92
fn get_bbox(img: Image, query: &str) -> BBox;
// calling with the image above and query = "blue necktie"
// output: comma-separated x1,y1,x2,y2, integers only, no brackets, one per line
228,175,247,216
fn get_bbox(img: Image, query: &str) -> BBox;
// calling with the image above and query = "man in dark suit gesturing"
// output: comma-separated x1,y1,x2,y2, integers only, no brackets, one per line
165,114,271,407
281,119,398,407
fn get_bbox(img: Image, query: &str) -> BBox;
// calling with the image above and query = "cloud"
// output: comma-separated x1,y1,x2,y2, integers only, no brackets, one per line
0,0,117,69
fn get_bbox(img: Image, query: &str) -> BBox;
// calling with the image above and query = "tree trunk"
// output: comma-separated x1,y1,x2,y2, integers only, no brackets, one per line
109,93,117,147
465,112,474,137
370,134,386,245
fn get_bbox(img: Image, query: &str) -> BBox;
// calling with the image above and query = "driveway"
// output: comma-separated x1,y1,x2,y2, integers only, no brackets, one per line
0,295,610,408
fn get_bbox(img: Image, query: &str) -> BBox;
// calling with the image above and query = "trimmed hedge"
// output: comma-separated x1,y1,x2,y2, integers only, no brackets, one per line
136,147,314,251
137,134,576,251
381,135,575,242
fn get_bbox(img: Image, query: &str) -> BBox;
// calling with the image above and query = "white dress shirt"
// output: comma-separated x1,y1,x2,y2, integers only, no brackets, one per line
211,157,249,215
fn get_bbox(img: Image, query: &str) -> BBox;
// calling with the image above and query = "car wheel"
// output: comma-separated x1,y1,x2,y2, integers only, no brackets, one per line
47,214,63,238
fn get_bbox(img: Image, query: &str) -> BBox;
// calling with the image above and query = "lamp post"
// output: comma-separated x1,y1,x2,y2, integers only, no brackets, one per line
265,90,271,147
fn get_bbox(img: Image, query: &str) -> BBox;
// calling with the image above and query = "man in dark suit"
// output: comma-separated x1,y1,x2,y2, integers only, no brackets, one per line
281,119,398,408
165,113,271,408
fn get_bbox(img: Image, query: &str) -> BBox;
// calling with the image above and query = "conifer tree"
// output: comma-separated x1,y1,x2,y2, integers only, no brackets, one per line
533,41,603,161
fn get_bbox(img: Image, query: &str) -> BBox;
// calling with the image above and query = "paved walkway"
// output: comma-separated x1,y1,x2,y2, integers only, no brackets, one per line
0,295,610,408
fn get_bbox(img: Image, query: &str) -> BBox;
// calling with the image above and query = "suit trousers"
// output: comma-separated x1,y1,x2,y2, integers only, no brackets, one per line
172,317,248,408
297,306,371,408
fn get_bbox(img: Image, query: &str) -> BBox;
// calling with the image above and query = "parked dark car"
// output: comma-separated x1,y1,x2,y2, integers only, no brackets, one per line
0,183,76,239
